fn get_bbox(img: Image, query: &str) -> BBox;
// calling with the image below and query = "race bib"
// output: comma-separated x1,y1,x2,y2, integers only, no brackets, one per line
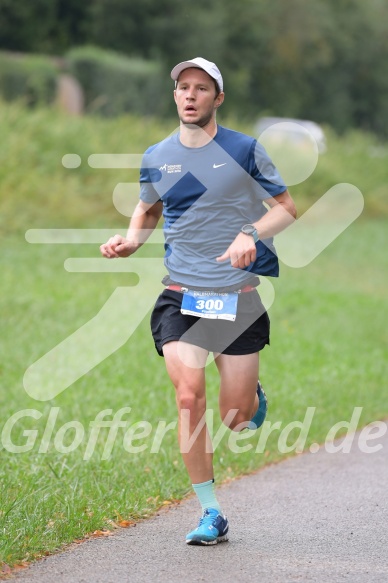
181,290,238,321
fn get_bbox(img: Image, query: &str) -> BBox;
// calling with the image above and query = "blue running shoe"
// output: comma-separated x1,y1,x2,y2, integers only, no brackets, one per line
186,508,229,545
248,380,268,430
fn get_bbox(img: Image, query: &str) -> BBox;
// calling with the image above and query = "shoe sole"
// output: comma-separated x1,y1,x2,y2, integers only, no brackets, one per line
186,534,229,546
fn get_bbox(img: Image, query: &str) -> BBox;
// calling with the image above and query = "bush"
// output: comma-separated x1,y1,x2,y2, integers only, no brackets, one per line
66,46,170,117
0,52,58,106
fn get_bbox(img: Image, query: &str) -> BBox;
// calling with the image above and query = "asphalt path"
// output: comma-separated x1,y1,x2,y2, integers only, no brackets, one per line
14,424,388,583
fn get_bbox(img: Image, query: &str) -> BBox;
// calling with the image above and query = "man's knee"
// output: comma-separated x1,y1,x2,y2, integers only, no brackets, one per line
175,381,206,417
220,408,250,431
177,389,203,411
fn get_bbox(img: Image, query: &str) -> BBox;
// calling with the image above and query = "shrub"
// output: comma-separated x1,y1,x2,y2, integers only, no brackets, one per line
66,46,170,117
0,52,58,106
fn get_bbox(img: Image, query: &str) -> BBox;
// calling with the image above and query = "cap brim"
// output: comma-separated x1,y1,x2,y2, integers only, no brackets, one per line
170,61,202,81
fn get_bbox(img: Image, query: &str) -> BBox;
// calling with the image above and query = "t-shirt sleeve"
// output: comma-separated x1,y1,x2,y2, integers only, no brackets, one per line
248,139,287,199
139,150,162,204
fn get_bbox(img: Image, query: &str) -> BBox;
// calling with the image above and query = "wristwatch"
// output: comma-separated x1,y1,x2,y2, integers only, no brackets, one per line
241,224,259,244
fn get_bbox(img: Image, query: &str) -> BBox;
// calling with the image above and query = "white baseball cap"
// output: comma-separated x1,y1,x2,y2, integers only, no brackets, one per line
170,57,223,92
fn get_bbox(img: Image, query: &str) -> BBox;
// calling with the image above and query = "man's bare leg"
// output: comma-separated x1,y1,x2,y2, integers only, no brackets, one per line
215,352,259,431
162,340,213,483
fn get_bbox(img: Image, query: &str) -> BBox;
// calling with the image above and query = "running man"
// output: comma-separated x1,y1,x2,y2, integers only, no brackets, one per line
100,57,297,545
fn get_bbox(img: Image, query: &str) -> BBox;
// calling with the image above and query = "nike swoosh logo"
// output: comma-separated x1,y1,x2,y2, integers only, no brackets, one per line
213,163,227,169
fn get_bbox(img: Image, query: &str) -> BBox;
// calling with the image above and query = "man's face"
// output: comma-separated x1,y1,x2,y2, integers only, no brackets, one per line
174,68,224,128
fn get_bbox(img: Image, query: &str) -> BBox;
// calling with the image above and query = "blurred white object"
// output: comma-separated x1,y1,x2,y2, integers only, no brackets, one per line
255,116,327,154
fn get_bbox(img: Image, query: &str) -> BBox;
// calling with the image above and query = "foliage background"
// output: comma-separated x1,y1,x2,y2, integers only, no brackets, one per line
1,0,388,134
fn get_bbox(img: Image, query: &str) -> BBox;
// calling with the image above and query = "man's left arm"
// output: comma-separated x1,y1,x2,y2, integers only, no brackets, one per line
253,189,297,238
216,189,296,269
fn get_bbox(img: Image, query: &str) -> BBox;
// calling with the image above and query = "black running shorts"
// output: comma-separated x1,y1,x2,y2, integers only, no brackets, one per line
150,289,270,356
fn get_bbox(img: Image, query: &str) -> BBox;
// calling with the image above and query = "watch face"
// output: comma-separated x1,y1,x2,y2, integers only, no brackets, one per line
242,224,255,235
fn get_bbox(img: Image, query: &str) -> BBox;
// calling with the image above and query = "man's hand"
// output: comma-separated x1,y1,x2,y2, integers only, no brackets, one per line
100,234,138,258
216,232,257,269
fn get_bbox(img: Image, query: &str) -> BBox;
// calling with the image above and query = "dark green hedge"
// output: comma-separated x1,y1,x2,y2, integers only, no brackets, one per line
66,46,170,117
0,53,58,106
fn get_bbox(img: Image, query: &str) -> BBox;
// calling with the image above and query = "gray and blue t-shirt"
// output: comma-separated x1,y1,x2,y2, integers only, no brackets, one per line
139,125,287,289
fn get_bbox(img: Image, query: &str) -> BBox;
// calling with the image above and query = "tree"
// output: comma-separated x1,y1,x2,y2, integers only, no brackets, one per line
0,0,387,135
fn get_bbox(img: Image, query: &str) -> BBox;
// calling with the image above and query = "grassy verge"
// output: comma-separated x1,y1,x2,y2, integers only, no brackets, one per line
1,101,388,238
1,103,387,567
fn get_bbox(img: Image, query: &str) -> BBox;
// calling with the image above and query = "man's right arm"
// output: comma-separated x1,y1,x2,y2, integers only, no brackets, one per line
100,199,163,258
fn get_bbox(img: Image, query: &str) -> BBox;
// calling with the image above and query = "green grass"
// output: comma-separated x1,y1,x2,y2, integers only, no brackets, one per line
1,100,388,238
1,102,388,567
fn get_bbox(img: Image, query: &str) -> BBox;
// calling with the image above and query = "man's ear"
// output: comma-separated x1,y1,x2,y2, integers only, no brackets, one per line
215,92,225,108
173,89,178,104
